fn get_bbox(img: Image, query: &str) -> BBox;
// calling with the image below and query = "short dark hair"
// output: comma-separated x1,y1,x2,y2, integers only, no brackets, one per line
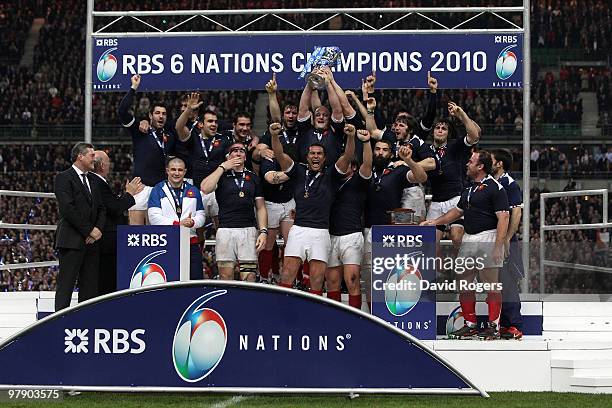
149,102,167,114
233,111,251,124
374,139,393,150
202,109,217,118
308,142,326,156
283,103,298,112
491,148,513,171
71,142,94,162
433,117,457,140
165,156,185,168
475,150,493,175
225,141,247,155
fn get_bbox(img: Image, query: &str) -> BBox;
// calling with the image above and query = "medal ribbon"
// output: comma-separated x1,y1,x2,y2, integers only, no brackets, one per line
372,164,394,190
150,129,166,154
165,182,184,218
231,170,245,194
304,170,322,196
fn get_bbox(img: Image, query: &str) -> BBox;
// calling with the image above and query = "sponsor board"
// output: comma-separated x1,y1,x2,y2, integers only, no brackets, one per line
0,282,484,394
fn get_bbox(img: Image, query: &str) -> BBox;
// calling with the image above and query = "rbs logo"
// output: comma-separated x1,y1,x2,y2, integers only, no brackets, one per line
127,233,167,247
64,328,146,354
382,234,423,248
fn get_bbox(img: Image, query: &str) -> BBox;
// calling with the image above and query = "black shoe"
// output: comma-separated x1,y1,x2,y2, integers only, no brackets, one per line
448,324,478,340
478,321,500,340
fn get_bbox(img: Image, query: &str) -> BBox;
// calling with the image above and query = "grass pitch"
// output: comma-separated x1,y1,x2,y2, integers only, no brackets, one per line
3,392,612,408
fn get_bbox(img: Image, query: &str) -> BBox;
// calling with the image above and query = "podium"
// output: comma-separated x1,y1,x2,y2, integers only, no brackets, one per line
116,225,190,290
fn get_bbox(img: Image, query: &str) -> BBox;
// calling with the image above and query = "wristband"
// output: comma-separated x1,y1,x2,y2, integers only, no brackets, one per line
259,228,268,235
366,110,375,115
218,164,226,171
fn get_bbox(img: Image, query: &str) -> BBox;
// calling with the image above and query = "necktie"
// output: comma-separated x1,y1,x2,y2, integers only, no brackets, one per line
81,174,91,195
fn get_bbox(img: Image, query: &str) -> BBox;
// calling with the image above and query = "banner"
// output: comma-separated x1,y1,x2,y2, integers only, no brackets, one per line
116,225,189,290
92,33,523,91
371,225,437,340
0,282,484,395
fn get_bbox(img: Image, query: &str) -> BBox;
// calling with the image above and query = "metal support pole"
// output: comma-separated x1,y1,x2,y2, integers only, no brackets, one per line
521,0,531,294
539,190,545,297
84,0,94,143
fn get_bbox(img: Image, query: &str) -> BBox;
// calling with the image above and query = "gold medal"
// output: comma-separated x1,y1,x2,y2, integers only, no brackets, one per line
304,192,309,198
176,206,182,214
239,191,245,198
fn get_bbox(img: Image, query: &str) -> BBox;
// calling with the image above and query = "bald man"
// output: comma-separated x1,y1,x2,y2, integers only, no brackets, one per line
91,150,144,295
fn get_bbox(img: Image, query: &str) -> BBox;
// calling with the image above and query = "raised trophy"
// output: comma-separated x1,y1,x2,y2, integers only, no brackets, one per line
299,46,342,89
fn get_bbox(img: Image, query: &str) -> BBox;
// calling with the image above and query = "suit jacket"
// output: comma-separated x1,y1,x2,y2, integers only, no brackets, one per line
90,174,135,254
54,167,106,250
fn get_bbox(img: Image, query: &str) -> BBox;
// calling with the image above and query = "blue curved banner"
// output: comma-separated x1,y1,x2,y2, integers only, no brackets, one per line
0,282,484,395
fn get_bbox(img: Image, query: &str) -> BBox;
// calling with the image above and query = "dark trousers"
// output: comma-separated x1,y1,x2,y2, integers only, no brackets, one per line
55,244,100,311
500,242,524,330
190,244,204,280
98,250,117,296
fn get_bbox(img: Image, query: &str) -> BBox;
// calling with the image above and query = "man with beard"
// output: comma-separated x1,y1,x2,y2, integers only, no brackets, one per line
326,129,373,309
201,142,268,282
365,72,438,219
267,122,355,295
362,139,428,306
118,74,177,225
175,92,227,220
426,102,481,249
422,150,509,340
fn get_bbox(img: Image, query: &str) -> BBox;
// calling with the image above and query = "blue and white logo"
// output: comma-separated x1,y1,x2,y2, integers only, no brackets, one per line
495,45,518,80
172,290,228,382
96,47,118,82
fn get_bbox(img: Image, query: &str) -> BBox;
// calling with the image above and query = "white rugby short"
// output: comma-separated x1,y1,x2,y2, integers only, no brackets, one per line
129,185,153,211
361,227,373,294
215,227,258,262
426,195,464,227
265,199,295,229
202,191,219,218
284,225,331,263
457,229,502,270
328,232,364,268
401,185,426,219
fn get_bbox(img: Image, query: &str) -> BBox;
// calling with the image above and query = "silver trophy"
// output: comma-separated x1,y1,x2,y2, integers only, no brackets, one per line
300,46,342,90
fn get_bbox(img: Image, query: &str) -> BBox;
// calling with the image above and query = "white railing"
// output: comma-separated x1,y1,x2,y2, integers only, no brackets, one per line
539,189,612,295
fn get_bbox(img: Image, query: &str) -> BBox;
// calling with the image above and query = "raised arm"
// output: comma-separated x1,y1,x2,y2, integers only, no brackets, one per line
419,71,439,133
329,71,356,118
269,122,293,171
357,129,373,179
266,73,281,124
298,82,314,120
448,101,481,144
336,124,356,173
176,92,203,142
398,145,427,184
365,97,384,140
118,74,141,126
320,68,343,122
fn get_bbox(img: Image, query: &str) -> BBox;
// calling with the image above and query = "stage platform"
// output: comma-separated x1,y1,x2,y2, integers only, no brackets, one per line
1,292,612,393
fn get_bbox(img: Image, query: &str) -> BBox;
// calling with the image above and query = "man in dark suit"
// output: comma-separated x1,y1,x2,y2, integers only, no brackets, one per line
54,142,106,311
91,150,143,295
